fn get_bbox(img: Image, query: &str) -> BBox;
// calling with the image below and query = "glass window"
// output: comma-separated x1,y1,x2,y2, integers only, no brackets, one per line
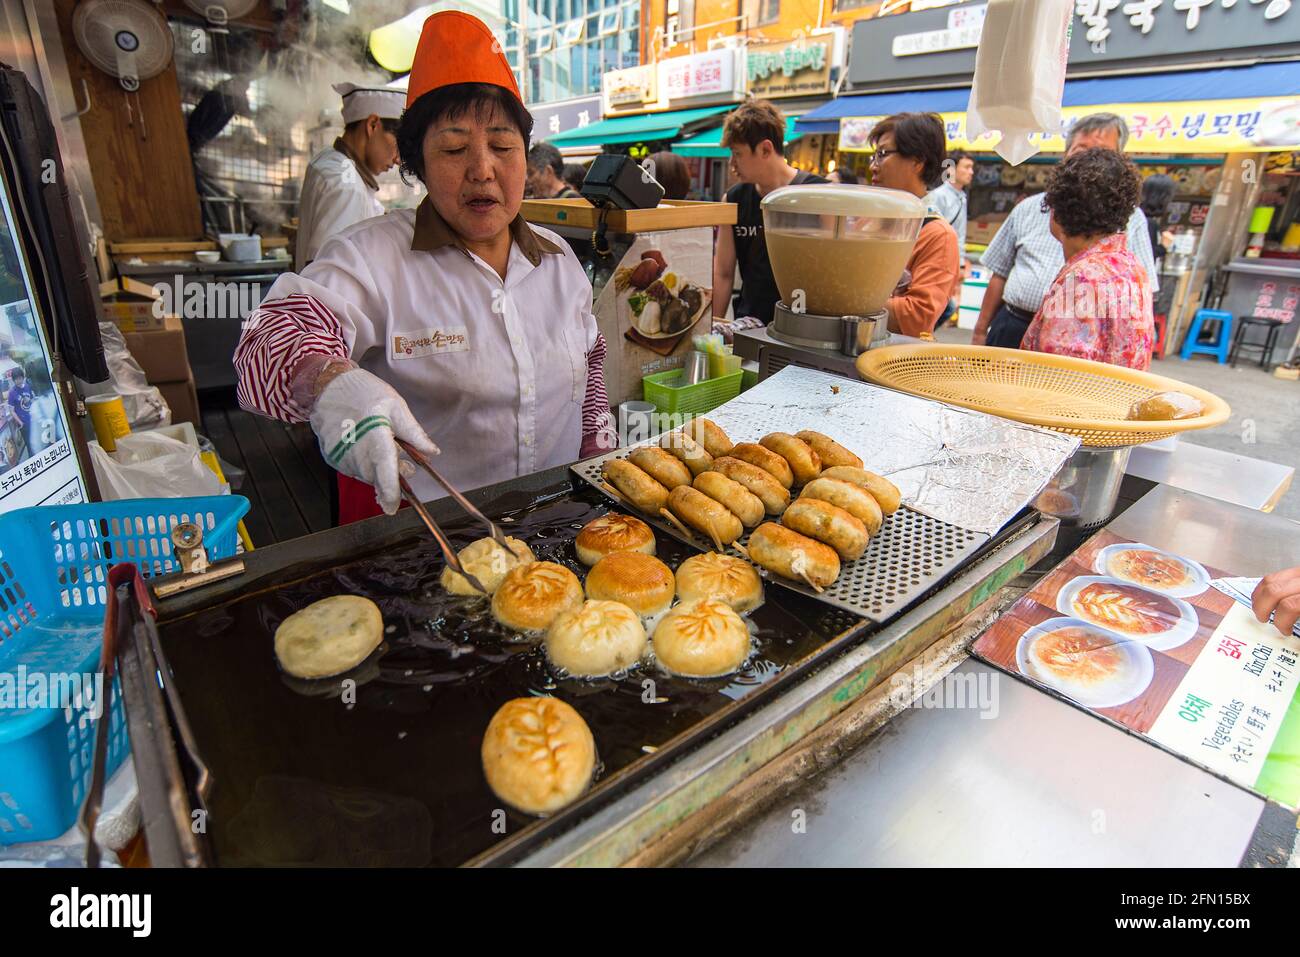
760,0,779,25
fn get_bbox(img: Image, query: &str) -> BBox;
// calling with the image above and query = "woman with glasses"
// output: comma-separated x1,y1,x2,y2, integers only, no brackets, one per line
867,113,961,338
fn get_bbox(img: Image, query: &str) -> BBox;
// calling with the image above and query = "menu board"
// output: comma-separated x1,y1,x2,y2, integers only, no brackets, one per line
973,529,1300,808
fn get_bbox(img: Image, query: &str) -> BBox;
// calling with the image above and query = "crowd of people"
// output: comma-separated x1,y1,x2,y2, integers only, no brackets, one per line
522,98,1160,372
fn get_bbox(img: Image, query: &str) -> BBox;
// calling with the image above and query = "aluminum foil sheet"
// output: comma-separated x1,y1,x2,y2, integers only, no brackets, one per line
703,366,1079,536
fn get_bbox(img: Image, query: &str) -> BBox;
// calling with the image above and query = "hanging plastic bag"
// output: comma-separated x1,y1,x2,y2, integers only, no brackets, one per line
966,0,1074,166
88,430,227,501
97,321,171,430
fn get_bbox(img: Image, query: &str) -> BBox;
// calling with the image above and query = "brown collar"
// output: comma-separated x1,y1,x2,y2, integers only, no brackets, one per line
410,196,563,267
333,136,378,191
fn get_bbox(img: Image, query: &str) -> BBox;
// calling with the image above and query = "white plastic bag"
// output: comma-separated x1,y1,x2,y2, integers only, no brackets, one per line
97,321,171,430
88,430,227,501
966,0,1074,166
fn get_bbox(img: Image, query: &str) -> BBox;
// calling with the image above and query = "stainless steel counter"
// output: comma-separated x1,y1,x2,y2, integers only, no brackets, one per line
692,484,1300,867
1127,440,1293,513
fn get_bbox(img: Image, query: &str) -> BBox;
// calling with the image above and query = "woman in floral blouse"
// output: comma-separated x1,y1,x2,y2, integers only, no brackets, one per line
1020,148,1154,370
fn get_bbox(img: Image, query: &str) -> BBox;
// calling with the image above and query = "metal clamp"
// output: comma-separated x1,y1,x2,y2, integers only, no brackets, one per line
171,522,208,575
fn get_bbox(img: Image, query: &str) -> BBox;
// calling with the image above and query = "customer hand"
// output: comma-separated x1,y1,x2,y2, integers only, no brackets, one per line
971,329,987,346
1252,567,1300,635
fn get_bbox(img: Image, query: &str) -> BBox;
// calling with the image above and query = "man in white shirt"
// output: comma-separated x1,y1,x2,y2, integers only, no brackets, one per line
926,149,973,326
972,113,1159,348
295,83,405,270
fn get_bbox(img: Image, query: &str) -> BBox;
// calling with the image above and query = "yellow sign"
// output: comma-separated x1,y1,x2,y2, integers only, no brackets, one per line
746,39,833,99
839,98,1300,154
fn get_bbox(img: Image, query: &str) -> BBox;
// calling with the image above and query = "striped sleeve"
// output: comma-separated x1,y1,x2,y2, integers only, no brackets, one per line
579,331,616,457
234,293,350,423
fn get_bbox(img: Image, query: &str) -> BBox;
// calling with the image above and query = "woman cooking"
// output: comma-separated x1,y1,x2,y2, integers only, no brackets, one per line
235,11,612,524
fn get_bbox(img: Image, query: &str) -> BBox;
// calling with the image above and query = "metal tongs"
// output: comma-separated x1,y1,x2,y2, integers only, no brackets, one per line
395,438,515,596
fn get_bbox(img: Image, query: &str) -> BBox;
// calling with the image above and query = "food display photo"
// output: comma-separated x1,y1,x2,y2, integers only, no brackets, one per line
975,530,1300,807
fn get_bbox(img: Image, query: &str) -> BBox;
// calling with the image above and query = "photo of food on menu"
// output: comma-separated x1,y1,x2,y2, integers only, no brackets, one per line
973,530,1300,808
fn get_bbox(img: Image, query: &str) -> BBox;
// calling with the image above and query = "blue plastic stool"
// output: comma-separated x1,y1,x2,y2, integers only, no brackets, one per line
1180,308,1234,363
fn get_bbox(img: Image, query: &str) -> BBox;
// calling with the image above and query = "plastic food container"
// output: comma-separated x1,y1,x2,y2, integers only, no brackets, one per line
761,184,926,317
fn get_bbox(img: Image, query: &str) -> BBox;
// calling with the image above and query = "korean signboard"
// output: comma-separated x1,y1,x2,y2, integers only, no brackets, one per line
746,39,834,98
974,530,1300,808
659,48,742,105
602,64,658,116
839,97,1300,154
533,94,602,140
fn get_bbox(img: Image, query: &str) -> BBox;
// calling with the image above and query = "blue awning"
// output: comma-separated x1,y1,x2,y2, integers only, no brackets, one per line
796,61,1300,133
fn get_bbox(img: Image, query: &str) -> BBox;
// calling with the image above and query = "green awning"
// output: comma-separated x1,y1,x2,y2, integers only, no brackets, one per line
675,115,803,158
545,105,731,148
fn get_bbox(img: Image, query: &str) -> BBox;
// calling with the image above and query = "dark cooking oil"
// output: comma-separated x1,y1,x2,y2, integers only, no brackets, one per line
156,481,863,867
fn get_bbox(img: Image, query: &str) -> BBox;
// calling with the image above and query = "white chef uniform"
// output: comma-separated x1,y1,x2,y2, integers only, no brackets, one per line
294,83,404,271
243,198,597,503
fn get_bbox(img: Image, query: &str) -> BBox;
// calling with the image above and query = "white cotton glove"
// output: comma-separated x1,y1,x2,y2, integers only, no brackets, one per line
308,367,440,515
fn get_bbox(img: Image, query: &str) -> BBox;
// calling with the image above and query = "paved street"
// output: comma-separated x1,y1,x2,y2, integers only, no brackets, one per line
933,325,1300,523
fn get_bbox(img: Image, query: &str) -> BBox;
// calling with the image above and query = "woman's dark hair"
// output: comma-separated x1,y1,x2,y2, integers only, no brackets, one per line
831,168,859,185
1042,147,1141,238
1141,173,1176,221
646,151,691,199
868,112,947,189
397,82,534,184
563,162,586,192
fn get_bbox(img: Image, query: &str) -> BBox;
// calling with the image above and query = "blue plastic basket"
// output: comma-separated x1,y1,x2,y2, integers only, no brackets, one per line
0,495,248,844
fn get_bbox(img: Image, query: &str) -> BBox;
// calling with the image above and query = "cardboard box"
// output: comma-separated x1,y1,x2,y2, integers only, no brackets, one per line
102,300,171,333
155,372,200,427
967,217,1007,246
122,315,191,383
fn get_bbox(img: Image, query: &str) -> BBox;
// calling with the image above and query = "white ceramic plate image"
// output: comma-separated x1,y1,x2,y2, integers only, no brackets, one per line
1016,617,1155,709
1093,542,1210,599
1057,575,1198,652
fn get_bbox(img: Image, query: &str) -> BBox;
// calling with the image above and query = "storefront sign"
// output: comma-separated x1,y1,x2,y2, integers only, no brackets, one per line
891,3,986,56
533,94,602,140
848,0,1300,89
602,64,658,115
659,49,741,104
839,97,1300,154
746,39,833,98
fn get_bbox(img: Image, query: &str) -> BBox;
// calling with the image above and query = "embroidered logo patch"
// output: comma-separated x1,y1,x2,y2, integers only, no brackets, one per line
392,327,470,359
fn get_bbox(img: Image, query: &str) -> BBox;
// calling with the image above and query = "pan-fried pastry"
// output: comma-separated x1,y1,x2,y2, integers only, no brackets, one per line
667,485,744,546
819,466,901,515
693,470,764,528
1070,582,1180,637
440,536,535,596
584,551,675,617
748,522,840,589
800,477,883,535
675,552,764,613
759,432,822,485
711,456,790,515
659,431,714,476
796,431,863,469
1025,627,1130,688
683,417,734,458
274,595,384,679
627,446,693,490
781,498,870,561
491,561,584,633
729,442,794,489
545,599,648,677
602,458,669,514
575,513,656,566
652,598,751,677
481,697,596,815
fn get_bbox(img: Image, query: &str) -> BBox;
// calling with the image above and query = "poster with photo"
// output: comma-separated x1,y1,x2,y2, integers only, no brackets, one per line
973,529,1300,808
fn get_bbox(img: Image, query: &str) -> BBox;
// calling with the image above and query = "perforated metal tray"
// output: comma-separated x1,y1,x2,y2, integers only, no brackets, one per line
571,448,988,623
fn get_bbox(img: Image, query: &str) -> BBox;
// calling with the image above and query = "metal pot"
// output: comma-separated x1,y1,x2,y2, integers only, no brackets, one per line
839,312,889,357
1034,445,1132,530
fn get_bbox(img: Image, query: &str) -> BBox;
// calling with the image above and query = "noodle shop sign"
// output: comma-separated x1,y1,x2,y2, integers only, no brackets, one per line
746,39,832,98
838,98,1300,154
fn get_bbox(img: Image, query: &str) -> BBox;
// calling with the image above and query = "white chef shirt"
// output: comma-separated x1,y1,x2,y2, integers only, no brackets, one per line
295,146,385,270
237,198,598,503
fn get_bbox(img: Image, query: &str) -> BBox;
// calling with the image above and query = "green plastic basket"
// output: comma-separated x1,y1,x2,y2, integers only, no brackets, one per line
642,369,744,416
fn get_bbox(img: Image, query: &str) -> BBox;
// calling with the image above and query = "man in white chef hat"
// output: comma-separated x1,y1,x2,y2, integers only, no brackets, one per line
295,82,405,270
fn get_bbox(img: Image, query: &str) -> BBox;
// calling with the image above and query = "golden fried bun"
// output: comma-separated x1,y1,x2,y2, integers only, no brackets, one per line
545,599,648,677
675,552,764,613
748,522,841,589
652,598,751,678
575,513,656,567
491,561,584,633
729,442,794,489
481,697,596,816
819,467,902,516
601,458,669,514
760,432,822,486
627,446,693,490
800,477,883,535
274,595,383,679
659,430,714,476
796,431,864,469
683,417,734,458
440,536,535,596
585,551,675,617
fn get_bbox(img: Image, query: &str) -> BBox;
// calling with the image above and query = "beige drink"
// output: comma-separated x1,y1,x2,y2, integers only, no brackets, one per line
765,231,915,316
